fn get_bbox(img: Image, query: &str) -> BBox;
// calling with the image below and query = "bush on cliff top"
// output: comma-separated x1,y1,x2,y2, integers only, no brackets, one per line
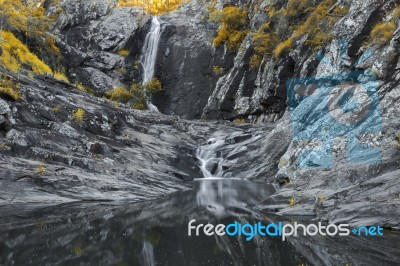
212,6,250,51
370,21,396,45
118,0,185,15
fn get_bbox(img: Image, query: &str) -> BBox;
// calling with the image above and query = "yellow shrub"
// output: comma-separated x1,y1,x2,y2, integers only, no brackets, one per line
209,9,223,23
212,66,224,75
289,196,296,206
249,54,262,70
233,117,246,125
212,6,249,51
332,5,350,16
0,87,21,101
36,162,46,175
45,36,60,53
0,0,52,36
117,67,127,75
286,0,312,17
73,108,85,124
393,7,400,19
118,0,185,15
106,87,133,103
129,79,161,109
274,38,293,59
292,0,338,50
0,31,53,74
74,83,95,95
252,23,279,63
132,101,147,110
143,78,162,93
370,21,396,45
117,49,129,57
54,72,69,83
52,105,62,112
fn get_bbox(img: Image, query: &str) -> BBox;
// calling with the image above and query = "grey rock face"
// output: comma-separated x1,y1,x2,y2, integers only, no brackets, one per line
56,0,150,93
178,0,399,227
0,0,399,231
153,0,234,119
0,71,254,206
247,0,400,227
0,99,13,131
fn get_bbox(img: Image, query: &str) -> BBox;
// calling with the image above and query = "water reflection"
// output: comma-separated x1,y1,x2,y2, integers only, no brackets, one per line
0,179,399,266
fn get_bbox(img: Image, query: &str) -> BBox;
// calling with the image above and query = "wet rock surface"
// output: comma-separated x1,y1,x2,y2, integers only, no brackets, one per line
0,179,399,266
0,0,399,235
56,0,150,93
0,71,250,205
153,0,233,119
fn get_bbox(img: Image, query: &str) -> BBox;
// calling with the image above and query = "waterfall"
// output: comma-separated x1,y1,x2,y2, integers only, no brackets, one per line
140,241,155,266
196,135,226,178
140,16,161,112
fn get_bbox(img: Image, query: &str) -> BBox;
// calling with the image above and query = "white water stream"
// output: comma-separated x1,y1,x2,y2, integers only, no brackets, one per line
196,135,232,216
196,136,226,178
140,16,162,112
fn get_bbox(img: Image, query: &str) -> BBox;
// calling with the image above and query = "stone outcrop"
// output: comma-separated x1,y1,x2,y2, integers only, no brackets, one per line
0,0,399,230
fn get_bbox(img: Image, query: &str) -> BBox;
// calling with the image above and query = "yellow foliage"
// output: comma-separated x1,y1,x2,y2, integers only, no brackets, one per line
212,6,249,51
0,87,22,101
54,72,69,83
0,0,61,72
129,79,162,109
274,38,293,59
37,162,46,175
332,5,350,16
233,117,246,125
212,66,224,75
117,67,127,75
370,21,396,45
289,196,296,206
74,83,95,95
0,0,52,36
73,243,83,256
143,78,162,93
249,54,262,70
132,101,146,110
118,0,185,15
208,0,217,13
292,0,338,50
73,107,85,124
107,87,133,103
130,82,146,109
393,7,400,19
395,133,400,148
209,9,223,23
45,36,60,53
253,26,277,54
286,0,312,17
0,31,53,74
117,49,129,57
52,105,62,112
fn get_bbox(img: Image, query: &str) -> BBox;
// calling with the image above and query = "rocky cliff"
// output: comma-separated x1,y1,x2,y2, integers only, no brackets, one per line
0,0,399,229
154,0,400,227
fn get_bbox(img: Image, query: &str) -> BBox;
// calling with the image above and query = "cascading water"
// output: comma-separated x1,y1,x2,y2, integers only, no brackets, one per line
196,135,230,216
140,16,162,112
196,135,226,178
141,241,155,266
